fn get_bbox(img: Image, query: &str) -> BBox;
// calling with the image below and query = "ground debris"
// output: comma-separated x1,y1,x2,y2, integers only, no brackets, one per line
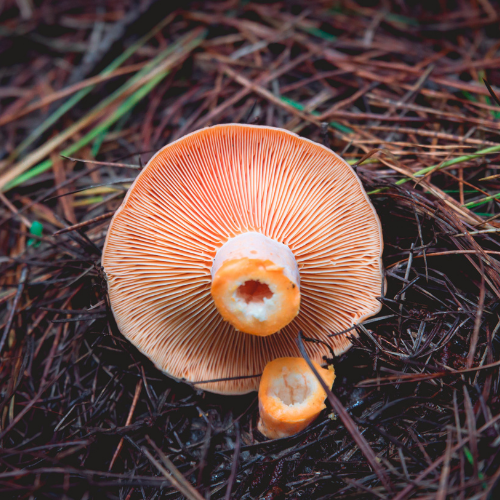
1,1,500,499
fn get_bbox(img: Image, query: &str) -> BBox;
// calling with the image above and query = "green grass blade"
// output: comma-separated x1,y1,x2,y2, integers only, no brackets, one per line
395,144,500,186
4,30,206,191
6,14,177,164
1,28,206,191
464,192,500,209
368,144,500,205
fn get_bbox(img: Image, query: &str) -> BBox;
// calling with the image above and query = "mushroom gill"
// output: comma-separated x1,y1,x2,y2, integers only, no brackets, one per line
102,124,383,394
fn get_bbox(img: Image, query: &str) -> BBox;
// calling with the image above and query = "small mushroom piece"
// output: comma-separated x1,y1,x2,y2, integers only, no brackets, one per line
258,357,335,439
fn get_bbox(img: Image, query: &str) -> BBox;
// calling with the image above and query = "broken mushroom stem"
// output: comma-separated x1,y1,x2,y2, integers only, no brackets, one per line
258,357,335,439
211,232,301,336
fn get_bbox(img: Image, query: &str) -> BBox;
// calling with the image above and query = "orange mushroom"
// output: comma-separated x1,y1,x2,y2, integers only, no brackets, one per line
102,124,383,394
258,357,335,439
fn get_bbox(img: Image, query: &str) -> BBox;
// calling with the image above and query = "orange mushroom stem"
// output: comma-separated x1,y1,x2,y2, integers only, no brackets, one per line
258,357,335,439
211,232,300,336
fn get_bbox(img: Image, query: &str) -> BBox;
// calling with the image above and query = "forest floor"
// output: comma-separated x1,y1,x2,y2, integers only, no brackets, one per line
1,1,500,499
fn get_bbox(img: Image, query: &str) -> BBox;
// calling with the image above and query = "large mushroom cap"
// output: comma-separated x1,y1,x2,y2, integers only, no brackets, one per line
102,124,383,394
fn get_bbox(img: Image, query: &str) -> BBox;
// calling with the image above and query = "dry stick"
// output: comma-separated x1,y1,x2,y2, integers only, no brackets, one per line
387,250,500,269
0,319,64,439
61,156,140,169
224,420,240,500
361,125,500,147
453,391,466,500
393,410,500,500
0,192,31,228
51,152,76,224
467,261,486,368
440,168,496,205
33,284,83,359
222,64,323,128
402,83,500,114
0,103,116,191
415,128,479,187
143,437,205,500
484,77,500,107
296,332,394,494
225,63,424,125
356,141,491,151
0,266,28,354
134,450,203,500
53,211,115,236
357,358,500,387
446,218,500,301
0,466,171,483
317,82,374,118
366,94,500,131
0,63,147,128
459,167,465,205
0,160,110,230
339,476,386,499
44,179,134,202
194,51,312,129
480,172,500,181
109,380,142,470
376,154,483,226
435,56,500,75
463,387,479,481
279,68,349,94
435,429,453,500
356,64,434,146
484,463,500,499
475,321,499,390
0,284,82,434
124,488,135,500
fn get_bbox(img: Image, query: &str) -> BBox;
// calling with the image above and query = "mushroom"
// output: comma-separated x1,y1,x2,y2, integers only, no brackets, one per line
102,124,383,394
258,357,335,439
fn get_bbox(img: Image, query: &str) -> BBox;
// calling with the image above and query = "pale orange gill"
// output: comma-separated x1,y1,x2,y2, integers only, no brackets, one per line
102,124,383,394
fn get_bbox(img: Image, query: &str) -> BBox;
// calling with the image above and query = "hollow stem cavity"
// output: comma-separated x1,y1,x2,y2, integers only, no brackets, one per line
211,232,300,336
